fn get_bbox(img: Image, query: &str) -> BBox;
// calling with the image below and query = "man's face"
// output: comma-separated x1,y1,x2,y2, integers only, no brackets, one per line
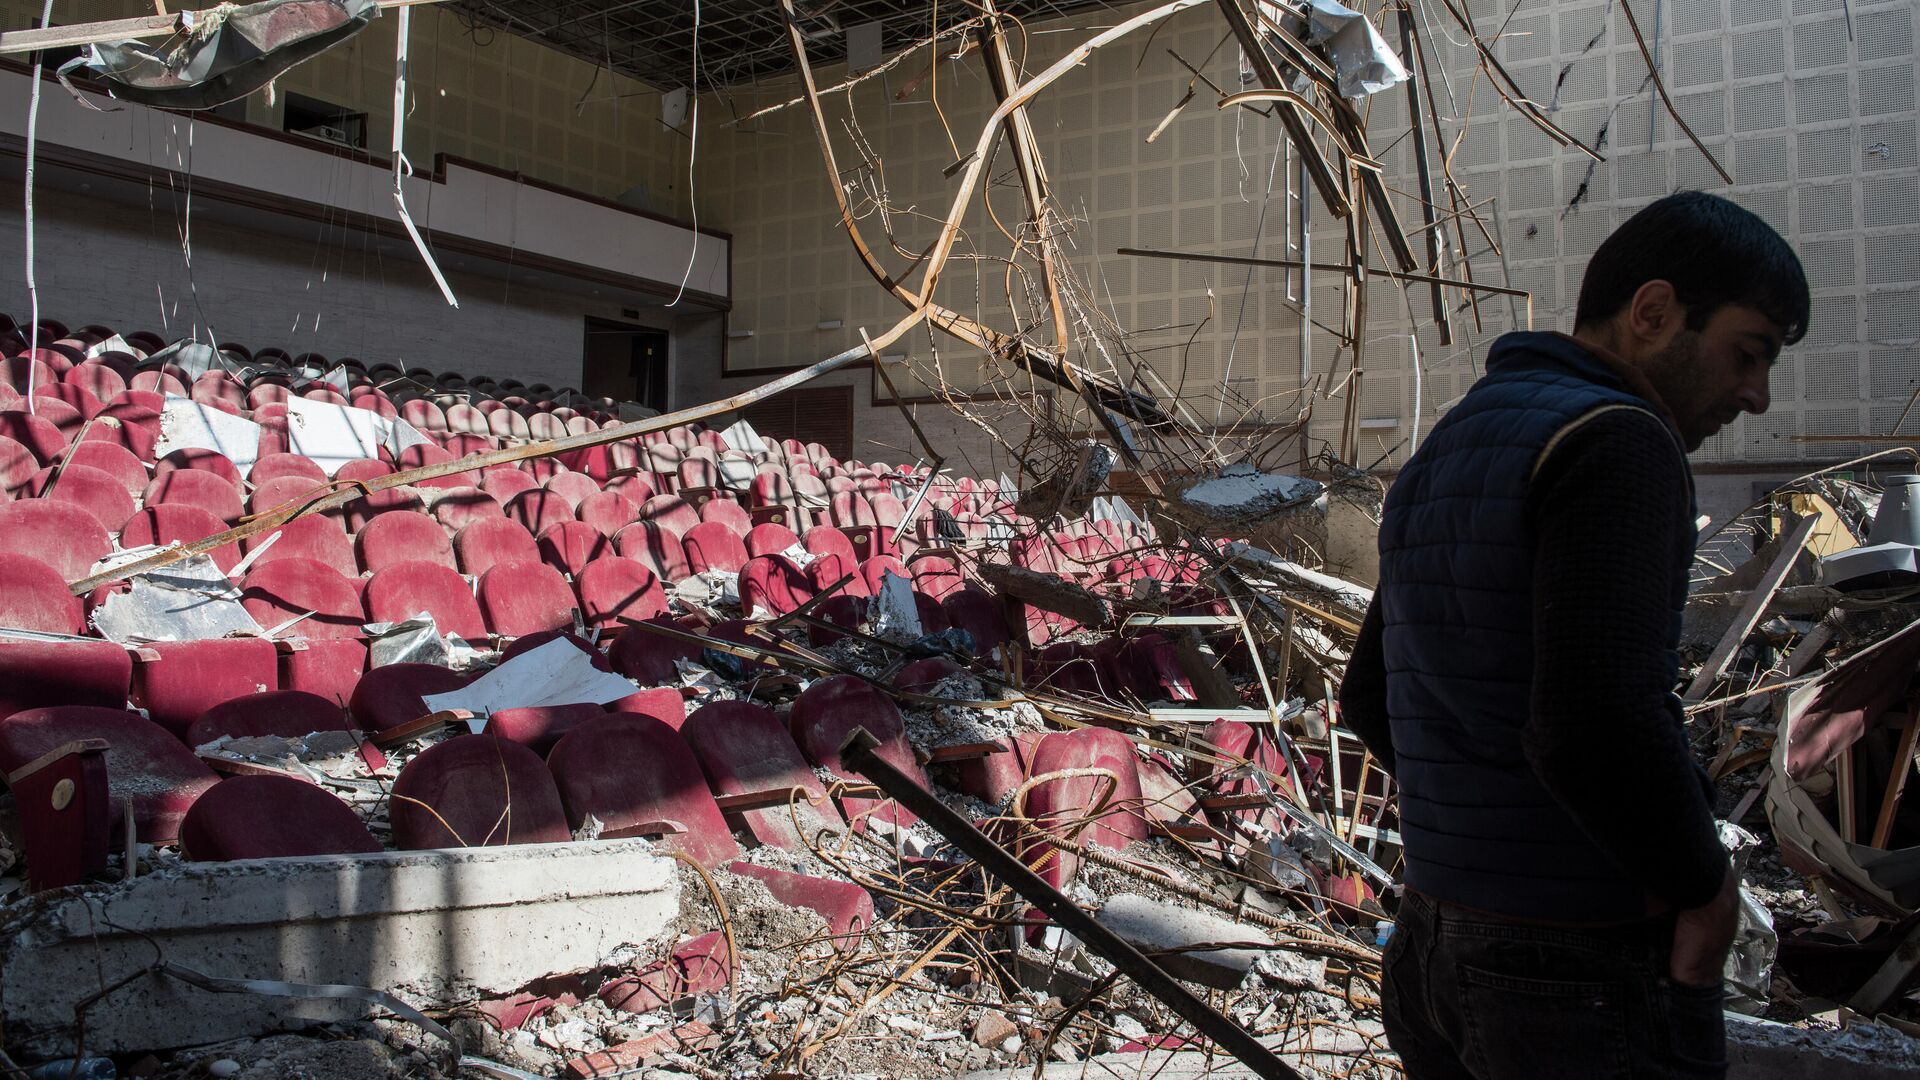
1641,304,1784,452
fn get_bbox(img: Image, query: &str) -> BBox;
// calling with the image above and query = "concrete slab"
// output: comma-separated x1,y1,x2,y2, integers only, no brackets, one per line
0,839,678,1057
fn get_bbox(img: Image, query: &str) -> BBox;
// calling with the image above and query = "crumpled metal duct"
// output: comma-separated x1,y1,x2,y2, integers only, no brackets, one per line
60,0,378,111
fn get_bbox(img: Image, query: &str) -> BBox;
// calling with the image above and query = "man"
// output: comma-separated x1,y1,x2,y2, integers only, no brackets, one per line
1337,191,1808,1079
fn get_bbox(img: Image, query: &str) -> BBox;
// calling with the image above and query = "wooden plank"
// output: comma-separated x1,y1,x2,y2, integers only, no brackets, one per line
1682,514,1821,702
1870,704,1920,850
0,12,185,54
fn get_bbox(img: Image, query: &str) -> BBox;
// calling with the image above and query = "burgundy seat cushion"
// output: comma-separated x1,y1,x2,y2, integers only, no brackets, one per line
0,499,110,579
679,699,839,851
134,637,280,740
536,520,611,578
29,463,134,533
574,490,636,538
487,702,605,755
356,510,456,574
574,557,665,629
122,504,241,573
144,467,245,524
241,513,354,569
181,775,381,861
478,560,577,638
504,489,576,537
364,560,488,640
681,521,748,576
613,520,690,583
738,555,814,618
240,558,363,639
185,689,352,748
0,706,218,844
788,674,926,827
347,662,471,732
0,638,131,721
455,516,540,577
0,556,85,635
389,734,571,848
548,714,738,868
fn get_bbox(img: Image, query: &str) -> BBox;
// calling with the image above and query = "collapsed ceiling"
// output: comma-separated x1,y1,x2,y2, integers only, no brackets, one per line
450,0,1119,89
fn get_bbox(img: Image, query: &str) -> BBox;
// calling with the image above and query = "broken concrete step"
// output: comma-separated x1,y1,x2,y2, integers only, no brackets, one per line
0,839,678,1058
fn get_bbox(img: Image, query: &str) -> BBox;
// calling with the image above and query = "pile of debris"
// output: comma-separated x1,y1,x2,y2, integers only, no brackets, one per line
1684,456,1920,1033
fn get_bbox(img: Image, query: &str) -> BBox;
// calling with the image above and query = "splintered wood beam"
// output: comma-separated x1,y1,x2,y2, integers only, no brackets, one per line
1681,513,1822,703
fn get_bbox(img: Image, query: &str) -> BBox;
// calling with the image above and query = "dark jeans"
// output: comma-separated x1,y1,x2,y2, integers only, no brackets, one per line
1380,890,1728,1080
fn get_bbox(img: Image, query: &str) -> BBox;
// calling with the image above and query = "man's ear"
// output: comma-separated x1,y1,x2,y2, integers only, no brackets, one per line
1624,279,1684,352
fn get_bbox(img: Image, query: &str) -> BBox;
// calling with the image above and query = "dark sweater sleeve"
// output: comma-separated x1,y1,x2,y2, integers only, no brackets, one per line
1337,597,1396,777
1525,409,1729,911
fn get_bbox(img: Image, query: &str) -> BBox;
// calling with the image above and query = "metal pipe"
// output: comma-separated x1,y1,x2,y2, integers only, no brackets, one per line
837,726,1306,1080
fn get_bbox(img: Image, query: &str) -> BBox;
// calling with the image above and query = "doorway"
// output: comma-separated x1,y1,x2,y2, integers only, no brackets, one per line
582,318,669,411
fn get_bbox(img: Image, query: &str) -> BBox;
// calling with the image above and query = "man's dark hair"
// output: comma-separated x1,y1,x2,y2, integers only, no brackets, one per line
1573,191,1810,346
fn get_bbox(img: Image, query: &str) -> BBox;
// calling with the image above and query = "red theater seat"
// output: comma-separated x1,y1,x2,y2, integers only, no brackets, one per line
698,497,751,536
613,520,690,583
680,700,840,852
247,474,336,521
788,675,927,828
574,490,636,538
504,488,576,536
182,775,382,860
344,487,426,532
389,734,571,848
0,638,130,720
486,702,604,755
681,520,748,576
243,513,354,570
536,520,611,577
575,557,666,629
478,560,576,637
544,471,600,510
0,499,109,578
549,714,739,867
144,467,244,524
455,516,540,577
364,560,488,640
744,522,801,558
249,452,328,487
739,555,813,617
348,662,470,732
66,439,147,495
430,485,502,532
27,463,134,533
637,493,700,536
0,706,217,844
356,510,456,573
134,637,280,741
240,558,363,639
605,615,699,685
0,409,66,464
121,504,241,572
185,689,352,747
0,434,38,495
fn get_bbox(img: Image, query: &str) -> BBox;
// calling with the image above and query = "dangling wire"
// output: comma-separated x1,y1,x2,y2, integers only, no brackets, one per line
21,0,56,413
666,0,703,307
